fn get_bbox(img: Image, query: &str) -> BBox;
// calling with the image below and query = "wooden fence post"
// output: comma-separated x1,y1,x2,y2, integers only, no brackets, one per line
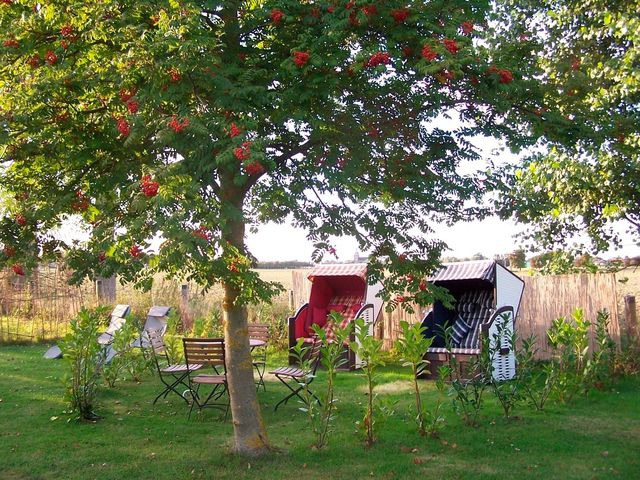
180,284,193,331
288,290,295,311
624,295,638,341
95,276,116,303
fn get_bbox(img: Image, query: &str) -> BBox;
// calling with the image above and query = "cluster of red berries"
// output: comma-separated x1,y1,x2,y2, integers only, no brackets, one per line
270,8,284,24
71,190,90,211
45,50,58,65
129,245,142,257
390,8,410,23
365,52,390,68
15,214,27,226
140,175,159,197
233,141,252,161
443,38,459,54
244,162,264,175
192,226,212,241
116,116,130,137
227,122,241,138
167,67,181,83
3,39,18,48
168,115,189,133
292,51,310,67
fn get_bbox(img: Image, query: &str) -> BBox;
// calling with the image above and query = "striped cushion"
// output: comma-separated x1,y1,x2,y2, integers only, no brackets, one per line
450,315,471,347
459,290,494,349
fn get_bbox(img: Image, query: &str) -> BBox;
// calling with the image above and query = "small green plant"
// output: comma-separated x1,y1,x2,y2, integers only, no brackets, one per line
589,310,616,390
395,320,439,436
189,309,223,338
547,308,591,402
102,320,139,388
60,307,110,421
349,317,386,447
516,334,557,411
305,314,352,449
448,334,492,427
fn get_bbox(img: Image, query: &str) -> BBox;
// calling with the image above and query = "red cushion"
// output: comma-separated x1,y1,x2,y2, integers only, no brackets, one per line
351,304,362,315
327,304,346,314
308,307,327,335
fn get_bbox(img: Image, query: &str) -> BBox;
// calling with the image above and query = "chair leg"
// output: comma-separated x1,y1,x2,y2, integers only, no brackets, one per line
273,374,320,411
253,362,266,391
154,372,191,405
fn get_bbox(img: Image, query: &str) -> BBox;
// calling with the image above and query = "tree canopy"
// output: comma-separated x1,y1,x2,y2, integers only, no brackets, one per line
496,0,640,253
0,0,591,455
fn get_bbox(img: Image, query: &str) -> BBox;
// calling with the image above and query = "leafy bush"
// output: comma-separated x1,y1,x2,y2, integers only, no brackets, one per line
349,318,386,446
516,335,557,411
394,320,440,437
102,320,139,388
547,309,589,402
297,315,352,449
60,307,110,420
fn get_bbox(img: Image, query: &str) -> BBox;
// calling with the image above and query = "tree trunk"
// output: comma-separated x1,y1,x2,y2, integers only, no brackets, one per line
219,175,270,455
223,284,270,455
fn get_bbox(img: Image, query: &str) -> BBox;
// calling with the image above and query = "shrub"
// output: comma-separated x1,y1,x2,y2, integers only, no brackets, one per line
394,320,439,436
349,317,386,446
516,335,557,411
60,307,110,420
298,315,352,449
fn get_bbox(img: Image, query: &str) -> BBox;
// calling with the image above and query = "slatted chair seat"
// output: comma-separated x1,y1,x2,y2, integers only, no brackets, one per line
192,374,226,385
147,329,202,405
270,366,305,377
159,363,201,374
182,337,229,419
270,340,322,410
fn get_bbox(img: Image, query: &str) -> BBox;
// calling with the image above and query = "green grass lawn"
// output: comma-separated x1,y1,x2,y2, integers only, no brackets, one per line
1,345,638,480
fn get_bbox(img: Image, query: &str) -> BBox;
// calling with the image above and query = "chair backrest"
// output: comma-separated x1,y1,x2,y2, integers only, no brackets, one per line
248,323,269,343
183,338,225,368
145,328,168,368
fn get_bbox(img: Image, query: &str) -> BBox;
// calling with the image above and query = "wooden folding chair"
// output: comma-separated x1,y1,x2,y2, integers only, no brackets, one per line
147,329,202,405
182,338,228,419
248,323,269,391
269,339,322,411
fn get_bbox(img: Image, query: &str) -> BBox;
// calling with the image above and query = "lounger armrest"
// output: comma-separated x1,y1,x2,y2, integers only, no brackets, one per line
288,303,309,365
481,305,515,337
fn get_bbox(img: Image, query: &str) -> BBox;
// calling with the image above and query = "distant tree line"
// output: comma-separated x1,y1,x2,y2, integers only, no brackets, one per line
256,260,313,269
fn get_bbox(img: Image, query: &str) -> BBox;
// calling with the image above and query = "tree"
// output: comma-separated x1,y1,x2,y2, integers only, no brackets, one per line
0,1,578,455
495,0,640,253
508,248,526,269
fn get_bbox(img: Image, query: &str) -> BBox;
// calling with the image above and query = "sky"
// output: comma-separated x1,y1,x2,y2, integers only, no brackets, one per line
246,217,640,263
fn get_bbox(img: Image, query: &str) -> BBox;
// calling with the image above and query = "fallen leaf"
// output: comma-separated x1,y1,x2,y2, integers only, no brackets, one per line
413,457,424,465
602,451,609,458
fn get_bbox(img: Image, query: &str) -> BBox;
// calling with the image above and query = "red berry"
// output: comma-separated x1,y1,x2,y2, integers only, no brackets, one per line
12,264,24,276
45,50,58,65
3,246,15,257
140,175,159,197
460,21,474,35
3,39,19,48
498,68,513,84
15,214,27,226
365,52,391,68
228,122,241,138
244,162,264,175
419,280,427,291
119,88,136,102
292,50,310,68
126,100,139,114
396,295,406,303
233,141,252,161
327,6,334,13
167,67,181,83
390,9,409,24
60,25,73,37
129,245,142,257
27,54,41,68
270,8,284,25
421,45,438,61
443,39,459,54
168,115,189,133
116,117,130,137
97,252,106,263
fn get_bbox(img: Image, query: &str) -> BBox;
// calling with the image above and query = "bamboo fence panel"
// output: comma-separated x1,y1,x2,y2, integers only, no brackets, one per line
517,273,620,359
291,271,621,359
